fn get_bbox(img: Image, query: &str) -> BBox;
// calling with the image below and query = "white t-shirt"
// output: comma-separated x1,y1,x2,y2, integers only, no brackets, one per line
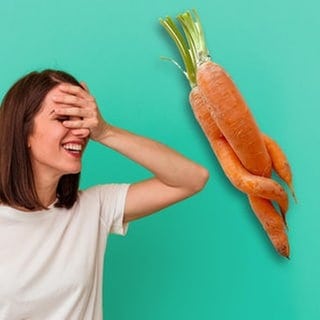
0,183,130,320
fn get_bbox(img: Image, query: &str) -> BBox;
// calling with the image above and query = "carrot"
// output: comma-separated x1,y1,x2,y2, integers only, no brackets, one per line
196,61,272,177
190,87,288,219
190,86,289,255
160,10,291,256
263,134,297,202
168,11,272,178
248,195,289,258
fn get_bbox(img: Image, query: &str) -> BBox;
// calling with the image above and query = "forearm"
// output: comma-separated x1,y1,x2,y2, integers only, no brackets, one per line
97,125,209,192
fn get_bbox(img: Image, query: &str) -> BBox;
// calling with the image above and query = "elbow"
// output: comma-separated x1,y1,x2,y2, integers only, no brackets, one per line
189,166,210,195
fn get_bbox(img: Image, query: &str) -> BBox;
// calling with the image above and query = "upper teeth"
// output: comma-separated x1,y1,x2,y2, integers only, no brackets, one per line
63,143,82,151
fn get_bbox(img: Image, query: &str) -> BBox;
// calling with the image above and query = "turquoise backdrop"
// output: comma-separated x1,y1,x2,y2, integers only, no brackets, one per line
1,0,318,319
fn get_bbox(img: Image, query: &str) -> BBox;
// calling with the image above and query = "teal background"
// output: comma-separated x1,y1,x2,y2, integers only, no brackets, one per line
0,0,318,319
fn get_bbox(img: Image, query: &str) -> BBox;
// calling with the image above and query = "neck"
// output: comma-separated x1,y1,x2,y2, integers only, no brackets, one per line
33,173,60,208
37,186,58,207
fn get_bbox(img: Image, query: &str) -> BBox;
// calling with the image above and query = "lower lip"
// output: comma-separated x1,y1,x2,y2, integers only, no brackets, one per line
64,149,82,159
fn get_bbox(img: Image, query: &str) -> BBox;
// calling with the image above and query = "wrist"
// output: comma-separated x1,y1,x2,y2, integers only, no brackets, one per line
92,122,112,142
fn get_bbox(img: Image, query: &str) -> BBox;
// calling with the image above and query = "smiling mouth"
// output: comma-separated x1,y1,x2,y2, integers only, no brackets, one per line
63,143,83,153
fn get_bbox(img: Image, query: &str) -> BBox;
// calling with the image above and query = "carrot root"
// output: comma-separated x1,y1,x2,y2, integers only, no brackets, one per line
263,134,297,203
197,60,272,177
160,10,292,258
248,195,290,258
190,87,289,217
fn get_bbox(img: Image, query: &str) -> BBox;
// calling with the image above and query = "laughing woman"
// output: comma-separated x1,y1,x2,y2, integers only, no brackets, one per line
0,70,208,320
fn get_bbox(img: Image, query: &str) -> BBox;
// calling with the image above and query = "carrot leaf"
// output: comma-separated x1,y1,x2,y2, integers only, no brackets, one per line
160,9,210,87
160,16,197,87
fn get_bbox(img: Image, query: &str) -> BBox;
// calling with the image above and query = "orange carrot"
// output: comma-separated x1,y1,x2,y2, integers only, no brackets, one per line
248,195,289,258
197,61,272,177
160,10,291,256
190,87,289,255
263,134,297,202
190,87,288,217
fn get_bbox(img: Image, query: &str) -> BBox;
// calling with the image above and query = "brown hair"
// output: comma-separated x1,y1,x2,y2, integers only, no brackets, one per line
0,69,84,210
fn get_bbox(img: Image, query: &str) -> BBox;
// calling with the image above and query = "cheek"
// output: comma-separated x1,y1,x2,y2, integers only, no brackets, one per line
28,130,61,157
29,131,46,149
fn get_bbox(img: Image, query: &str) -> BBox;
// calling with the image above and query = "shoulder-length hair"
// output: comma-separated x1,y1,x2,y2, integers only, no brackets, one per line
0,69,84,210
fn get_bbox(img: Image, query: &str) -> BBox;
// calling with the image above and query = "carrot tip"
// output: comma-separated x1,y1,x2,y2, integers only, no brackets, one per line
288,183,298,204
280,210,288,228
292,192,298,204
276,242,290,258
280,250,290,259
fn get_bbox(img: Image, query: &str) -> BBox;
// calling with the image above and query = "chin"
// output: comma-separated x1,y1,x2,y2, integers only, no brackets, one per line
65,166,82,175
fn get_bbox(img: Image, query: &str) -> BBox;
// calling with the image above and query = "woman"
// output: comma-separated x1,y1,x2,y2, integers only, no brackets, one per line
0,69,208,319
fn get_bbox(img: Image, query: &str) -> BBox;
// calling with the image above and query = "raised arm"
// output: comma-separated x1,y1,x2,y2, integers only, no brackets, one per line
97,125,209,222
52,82,209,222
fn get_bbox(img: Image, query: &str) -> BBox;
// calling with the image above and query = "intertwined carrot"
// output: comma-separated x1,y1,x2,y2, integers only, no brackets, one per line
160,10,294,257
197,61,272,177
190,87,289,257
190,88,288,216
248,195,289,257
263,134,296,202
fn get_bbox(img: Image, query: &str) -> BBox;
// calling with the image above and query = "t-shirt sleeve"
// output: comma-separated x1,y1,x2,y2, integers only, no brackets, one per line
97,183,130,236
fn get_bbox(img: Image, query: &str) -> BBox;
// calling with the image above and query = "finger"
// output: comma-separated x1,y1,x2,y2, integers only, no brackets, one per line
55,107,90,118
62,118,85,128
52,94,88,107
58,83,90,99
80,81,90,93
71,128,91,138
49,103,72,115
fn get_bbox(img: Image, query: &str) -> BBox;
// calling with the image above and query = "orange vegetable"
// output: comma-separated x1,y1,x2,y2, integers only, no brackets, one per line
190,87,289,256
160,10,293,257
190,87,288,216
197,61,272,177
263,134,297,202
248,195,289,258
